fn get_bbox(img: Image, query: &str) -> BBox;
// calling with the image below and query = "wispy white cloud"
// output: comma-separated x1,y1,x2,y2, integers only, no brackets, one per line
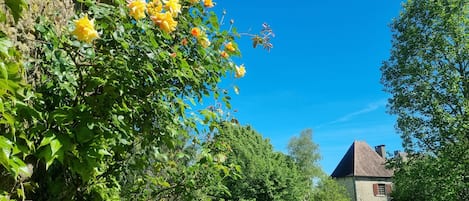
315,99,387,128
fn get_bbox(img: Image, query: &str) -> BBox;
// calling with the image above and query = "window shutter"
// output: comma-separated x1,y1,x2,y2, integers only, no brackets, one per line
373,183,378,196
385,184,392,195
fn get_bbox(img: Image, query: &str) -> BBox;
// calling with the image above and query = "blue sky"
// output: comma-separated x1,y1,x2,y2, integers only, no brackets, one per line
210,0,405,174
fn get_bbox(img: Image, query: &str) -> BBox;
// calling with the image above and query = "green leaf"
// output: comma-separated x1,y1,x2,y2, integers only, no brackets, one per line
0,37,12,57
15,100,42,120
157,179,171,188
1,112,15,128
38,132,55,149
0,62,8,79
12,157,31,178
38,135,63,169
5,0,27,23
77,125,93,143
209,11,219,30
0,10,6,23
50,139,62,156
0,136,13,167
0,79,18,94
5,64,23,84
38,146,54,170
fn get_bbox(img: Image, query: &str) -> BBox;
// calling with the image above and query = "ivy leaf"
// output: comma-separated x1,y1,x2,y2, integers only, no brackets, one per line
13,157,32,178
0,62,8,80
38,132,55,149
0,136,13,167
50,139,62,156
5,0,27,23
0,37,12,57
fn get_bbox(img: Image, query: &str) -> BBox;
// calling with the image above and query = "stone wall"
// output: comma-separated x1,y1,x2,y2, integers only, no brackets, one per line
1,0,75,56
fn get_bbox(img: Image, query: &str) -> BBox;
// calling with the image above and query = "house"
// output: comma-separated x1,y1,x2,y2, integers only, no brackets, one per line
331,141,394,201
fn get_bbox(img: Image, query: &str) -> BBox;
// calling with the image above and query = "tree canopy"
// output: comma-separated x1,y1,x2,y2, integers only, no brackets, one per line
381,0,468,200
214,123,309,200
287,129,322,179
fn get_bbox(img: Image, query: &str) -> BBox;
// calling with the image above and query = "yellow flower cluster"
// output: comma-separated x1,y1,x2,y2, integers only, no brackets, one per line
215,42,236,58
151,12,178,33
124,0,216,33
225,42,236,52
126,0,183,33
147,0,163,16
72,15,99,43
164,0,181,17
71,1,247,80
128,0,147,20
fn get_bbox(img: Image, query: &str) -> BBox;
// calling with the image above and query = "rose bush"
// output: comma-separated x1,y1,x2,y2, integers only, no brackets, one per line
0,0,273,200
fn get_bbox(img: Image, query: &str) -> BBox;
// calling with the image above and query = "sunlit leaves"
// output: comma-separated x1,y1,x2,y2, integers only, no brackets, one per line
0,0,262,199
382,0,469,200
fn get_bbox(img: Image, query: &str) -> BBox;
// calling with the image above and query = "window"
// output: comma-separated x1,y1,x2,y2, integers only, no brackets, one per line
373,183,391,196
378,184,386,195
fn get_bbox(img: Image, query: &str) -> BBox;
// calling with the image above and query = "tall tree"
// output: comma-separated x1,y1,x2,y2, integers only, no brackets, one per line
288,129,349,201
287,129,322,179
381,0,468,200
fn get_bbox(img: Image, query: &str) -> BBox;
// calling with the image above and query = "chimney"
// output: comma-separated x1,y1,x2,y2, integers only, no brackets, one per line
375,145,386,158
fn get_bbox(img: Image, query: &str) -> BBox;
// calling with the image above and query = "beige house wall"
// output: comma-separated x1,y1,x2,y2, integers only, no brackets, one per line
335,177,393,201
355,179,392,201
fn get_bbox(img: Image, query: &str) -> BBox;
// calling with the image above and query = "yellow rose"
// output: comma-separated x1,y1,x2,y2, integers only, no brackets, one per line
151,12,178,33
147,0,163,16
235,65,246,78
204,0,214,8
72,15,99,43
225,42,236,52
164,0,181,17
128,0,147,20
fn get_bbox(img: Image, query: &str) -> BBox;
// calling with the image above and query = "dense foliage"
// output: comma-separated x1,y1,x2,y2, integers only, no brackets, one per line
381,0,468,200
1,0,350,200
0,0,266,199
214,124,349,201
214,123,309,200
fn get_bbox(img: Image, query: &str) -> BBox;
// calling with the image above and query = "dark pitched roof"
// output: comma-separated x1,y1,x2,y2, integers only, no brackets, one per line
331,141,393,178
